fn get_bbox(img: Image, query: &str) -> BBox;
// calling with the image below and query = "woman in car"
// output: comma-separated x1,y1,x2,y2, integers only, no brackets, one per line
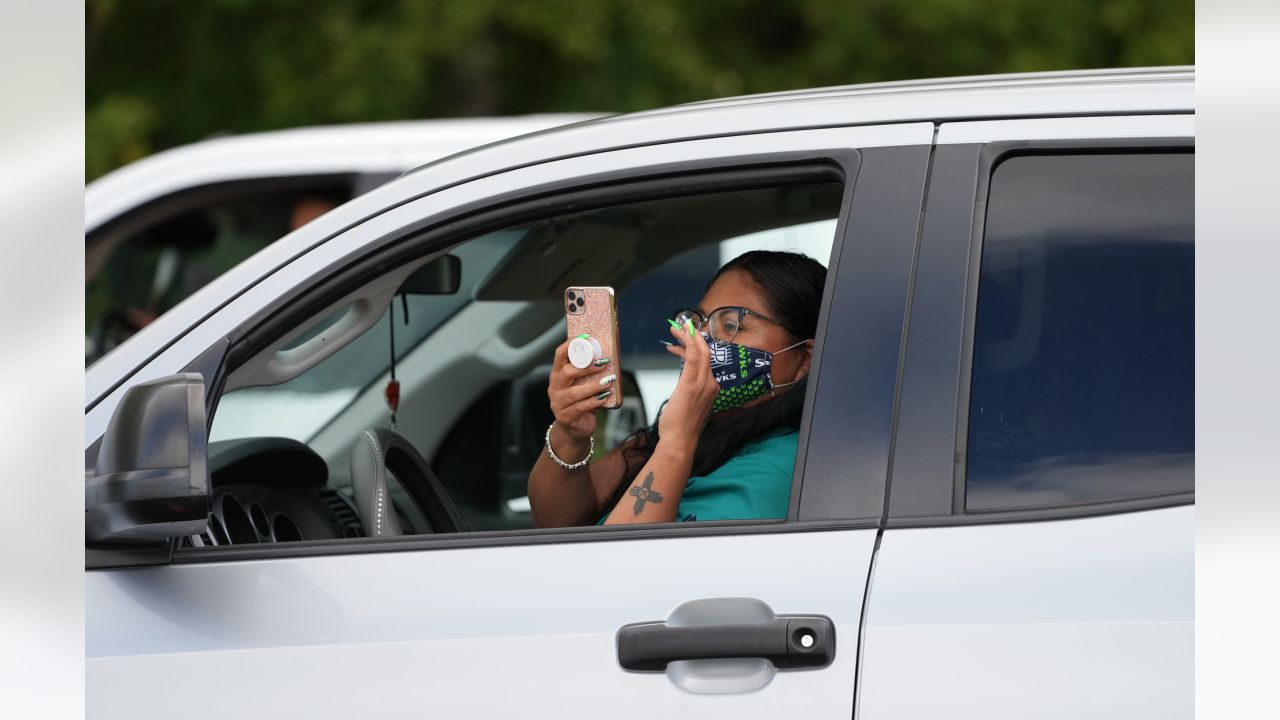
528,250,825,526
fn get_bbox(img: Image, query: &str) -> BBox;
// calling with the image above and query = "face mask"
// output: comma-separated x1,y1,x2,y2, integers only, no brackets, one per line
694,333,809,413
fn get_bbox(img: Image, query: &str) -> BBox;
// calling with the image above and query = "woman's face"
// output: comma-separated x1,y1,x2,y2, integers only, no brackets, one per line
697,268,813,389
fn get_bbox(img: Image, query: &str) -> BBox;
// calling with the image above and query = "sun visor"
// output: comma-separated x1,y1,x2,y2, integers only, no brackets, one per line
475,217,643,301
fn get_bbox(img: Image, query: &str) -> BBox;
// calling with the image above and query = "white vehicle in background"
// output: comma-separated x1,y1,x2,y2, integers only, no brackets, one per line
85,115,601,361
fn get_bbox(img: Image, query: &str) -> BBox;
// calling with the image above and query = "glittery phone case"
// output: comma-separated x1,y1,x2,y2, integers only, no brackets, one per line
564,286,622,410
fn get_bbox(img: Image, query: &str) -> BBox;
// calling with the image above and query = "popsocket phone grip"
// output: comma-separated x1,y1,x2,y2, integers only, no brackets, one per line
568,335,603,369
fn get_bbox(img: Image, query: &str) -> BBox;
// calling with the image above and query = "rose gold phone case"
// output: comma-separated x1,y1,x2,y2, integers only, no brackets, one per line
565,286,622,410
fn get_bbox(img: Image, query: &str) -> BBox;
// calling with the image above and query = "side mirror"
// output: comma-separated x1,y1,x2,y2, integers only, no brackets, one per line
398,254,461,295
86,373,211,543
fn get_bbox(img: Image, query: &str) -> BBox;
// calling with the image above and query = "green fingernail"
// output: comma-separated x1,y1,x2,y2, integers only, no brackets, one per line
575,333,589,339
666,319,681,329
685,319,696,336
593,357,611,366
594,390,613,401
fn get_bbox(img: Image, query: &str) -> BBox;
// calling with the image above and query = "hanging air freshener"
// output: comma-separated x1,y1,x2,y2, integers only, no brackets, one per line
384,378,400,416
385,300,401,429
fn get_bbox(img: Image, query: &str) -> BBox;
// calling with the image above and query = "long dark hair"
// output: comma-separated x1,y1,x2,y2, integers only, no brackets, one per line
608,250,828,510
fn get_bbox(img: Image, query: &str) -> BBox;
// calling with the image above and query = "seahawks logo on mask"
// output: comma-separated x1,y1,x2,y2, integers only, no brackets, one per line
686,333,809,413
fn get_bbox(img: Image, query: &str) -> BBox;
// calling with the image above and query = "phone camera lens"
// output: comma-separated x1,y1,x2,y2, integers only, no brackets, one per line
567,290,577,301
569,301,579,312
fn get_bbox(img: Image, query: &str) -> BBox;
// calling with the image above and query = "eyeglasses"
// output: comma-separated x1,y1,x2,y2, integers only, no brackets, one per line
672,306,780,343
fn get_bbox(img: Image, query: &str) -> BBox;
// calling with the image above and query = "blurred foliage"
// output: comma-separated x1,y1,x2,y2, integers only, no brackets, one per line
86,0,1192,180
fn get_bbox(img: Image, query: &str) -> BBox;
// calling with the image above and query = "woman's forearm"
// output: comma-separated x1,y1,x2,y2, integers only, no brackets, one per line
602,439,695,525
527,427,598,528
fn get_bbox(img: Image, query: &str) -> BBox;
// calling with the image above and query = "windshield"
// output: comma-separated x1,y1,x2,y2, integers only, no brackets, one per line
210,230,524,442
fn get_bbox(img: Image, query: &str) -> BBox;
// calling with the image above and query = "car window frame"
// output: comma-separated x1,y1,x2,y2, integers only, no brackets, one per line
886,135,1196,529
87,124,938,568
193,164,852,562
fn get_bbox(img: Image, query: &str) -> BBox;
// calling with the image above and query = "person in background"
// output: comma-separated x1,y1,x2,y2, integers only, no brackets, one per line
289,192,342,231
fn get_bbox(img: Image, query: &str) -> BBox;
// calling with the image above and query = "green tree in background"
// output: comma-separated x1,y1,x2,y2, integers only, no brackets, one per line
87,0,1193,180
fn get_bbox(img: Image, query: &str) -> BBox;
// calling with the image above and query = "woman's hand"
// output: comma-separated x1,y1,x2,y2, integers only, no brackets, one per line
657,320,719,450
531,339,626,528
547,338,615,443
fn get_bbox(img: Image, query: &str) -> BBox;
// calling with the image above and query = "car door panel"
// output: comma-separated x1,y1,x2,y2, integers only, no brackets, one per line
858,507,1193,719
861,115,1195,718
89,530,875,717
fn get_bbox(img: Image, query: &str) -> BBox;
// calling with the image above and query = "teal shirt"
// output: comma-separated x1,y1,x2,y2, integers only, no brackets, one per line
675,427,797,522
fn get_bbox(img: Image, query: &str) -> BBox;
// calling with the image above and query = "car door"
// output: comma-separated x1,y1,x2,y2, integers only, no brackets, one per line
858,115,1195,719
86,122,933,717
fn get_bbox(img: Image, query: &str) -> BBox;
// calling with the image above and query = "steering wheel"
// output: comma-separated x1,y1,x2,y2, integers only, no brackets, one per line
349,428,469,536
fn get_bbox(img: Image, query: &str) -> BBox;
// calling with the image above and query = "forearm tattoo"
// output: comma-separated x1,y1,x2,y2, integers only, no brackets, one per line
628,472,664,515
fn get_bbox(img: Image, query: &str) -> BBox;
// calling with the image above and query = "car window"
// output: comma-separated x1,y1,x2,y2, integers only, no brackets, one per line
965,152,1193,512
201,180,844,542
210,230,524,443
85,181,353,362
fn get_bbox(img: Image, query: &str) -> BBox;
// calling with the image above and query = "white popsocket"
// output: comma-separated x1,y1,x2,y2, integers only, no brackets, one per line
567,335,603,369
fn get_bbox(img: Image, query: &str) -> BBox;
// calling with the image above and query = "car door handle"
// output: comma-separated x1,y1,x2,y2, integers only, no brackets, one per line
616,615,835,672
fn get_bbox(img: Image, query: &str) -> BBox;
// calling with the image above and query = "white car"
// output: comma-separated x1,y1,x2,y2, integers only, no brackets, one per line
85,114,600,360
85,67,1193,718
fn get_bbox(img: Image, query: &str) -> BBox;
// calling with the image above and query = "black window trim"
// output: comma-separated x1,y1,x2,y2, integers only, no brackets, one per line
796,143,935,523
82,146,924,569
886,136,1196,530
169,518,877,565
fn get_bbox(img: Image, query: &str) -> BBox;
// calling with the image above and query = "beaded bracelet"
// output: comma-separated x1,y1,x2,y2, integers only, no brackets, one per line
544,421,593,470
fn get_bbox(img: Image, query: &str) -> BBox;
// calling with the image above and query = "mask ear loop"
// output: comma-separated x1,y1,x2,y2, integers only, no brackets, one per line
770,338,814,392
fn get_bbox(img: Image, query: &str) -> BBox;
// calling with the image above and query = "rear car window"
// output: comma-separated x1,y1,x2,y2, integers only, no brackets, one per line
965,152,1193,511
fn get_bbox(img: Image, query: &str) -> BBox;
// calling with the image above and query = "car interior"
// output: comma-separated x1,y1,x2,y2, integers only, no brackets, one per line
189,180,843,549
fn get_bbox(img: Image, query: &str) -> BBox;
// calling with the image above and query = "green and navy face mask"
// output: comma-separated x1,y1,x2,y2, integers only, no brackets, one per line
700,333,808,413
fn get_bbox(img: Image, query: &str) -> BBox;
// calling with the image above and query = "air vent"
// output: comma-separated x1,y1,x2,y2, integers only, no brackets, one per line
319,488,365,538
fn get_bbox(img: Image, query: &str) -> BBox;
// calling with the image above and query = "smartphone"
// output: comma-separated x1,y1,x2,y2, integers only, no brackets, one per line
564,286,622,410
